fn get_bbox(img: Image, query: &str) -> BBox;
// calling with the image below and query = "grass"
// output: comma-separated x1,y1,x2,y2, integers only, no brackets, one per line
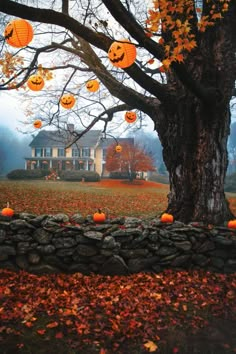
0,179,236,354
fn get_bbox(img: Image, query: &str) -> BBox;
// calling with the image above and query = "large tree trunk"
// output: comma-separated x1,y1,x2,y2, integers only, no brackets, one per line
156,93,234,225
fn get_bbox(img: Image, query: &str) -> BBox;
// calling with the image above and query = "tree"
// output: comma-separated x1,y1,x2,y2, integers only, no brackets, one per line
0,0,235,224
106,142,156,181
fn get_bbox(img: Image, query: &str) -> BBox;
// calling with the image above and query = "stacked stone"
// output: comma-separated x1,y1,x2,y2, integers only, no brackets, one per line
0,213,235,275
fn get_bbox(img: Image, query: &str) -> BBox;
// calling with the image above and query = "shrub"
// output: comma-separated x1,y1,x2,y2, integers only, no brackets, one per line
7,169,49,179
109,172,132,179
225,172,236,192
59,170,100,182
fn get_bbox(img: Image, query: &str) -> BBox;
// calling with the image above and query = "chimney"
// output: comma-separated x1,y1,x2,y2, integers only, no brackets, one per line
67,124,74,133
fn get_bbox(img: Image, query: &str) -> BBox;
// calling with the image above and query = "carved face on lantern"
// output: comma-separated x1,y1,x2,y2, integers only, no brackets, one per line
108,39,137,69
115,145,122,153
4,19,33,48
86,79,100,92
33,120,42,129
27,74,45,91
125,111,137,123
60,94,76,109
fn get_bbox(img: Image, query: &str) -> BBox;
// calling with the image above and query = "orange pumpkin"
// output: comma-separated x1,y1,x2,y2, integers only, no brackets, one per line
1,203,14,217
27,74,45,91
4,19,33,48
60,94,76,109
93,209,106,223
108,39,136,69
115,145,122,153
227,220,236,229
33,119,42,129
125,111,137,123
86,79,100,92
161,213,174,223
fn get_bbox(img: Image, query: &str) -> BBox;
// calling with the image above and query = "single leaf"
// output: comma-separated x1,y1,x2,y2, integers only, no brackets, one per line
144,340,158,352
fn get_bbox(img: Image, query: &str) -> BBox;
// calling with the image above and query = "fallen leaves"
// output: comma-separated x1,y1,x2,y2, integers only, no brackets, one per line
144,340,158,352
0,180,168,218
0,269,235,353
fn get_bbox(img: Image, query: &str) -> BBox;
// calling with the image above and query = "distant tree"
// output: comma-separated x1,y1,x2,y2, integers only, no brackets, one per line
228,122,236,174
106,142,156,182
0,126,31,175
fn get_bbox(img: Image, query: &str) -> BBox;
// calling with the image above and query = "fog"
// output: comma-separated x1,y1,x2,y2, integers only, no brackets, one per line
0,125,31,176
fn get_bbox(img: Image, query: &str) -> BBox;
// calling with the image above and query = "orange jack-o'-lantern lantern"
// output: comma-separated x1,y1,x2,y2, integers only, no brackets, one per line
228,220,236,229
93,209,106,223
125,111,137,123
1,203,14,217
108,39,137,69
33,120,42,129
60,94,76,109
86,79,100,92
161,213,174,223
4,19,33,48
115,145,122,153
27,74,45,91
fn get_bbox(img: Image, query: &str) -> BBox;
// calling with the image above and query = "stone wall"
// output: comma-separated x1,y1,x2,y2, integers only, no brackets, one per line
0,213,236,275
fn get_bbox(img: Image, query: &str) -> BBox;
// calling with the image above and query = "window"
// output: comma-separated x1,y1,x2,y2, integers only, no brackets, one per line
35,148,43,157
82,148,90,157
58,148,65,157
44,148,52,157
102,148,107,159
72,148,80,157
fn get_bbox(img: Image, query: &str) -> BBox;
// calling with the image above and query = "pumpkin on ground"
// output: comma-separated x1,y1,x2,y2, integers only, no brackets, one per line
1,203,14,217
108,39,137,69
4,18,33,48
161,213,174,223
93,209,106,223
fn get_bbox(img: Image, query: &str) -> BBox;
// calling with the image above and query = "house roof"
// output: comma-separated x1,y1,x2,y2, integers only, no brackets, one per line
29,130,102,148
99,137,134,148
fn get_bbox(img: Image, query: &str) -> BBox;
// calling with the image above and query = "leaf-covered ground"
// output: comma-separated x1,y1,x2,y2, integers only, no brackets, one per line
0,269,235,354
0,179,169,218
0,179,236,353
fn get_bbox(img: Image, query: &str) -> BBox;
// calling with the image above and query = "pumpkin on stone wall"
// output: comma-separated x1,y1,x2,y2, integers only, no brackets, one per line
93,209,106,223
1,203,14,217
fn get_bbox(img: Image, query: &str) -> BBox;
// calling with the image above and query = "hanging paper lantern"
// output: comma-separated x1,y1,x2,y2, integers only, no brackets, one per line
4,19,33,48
27,74,45,91
125,111,137,123
115,145,122,153
86,79,100,92
33,120,42,129
108,39,136,69
60,94,76,109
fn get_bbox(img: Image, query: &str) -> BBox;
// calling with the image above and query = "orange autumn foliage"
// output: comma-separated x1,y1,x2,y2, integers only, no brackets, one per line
146,0,231,69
